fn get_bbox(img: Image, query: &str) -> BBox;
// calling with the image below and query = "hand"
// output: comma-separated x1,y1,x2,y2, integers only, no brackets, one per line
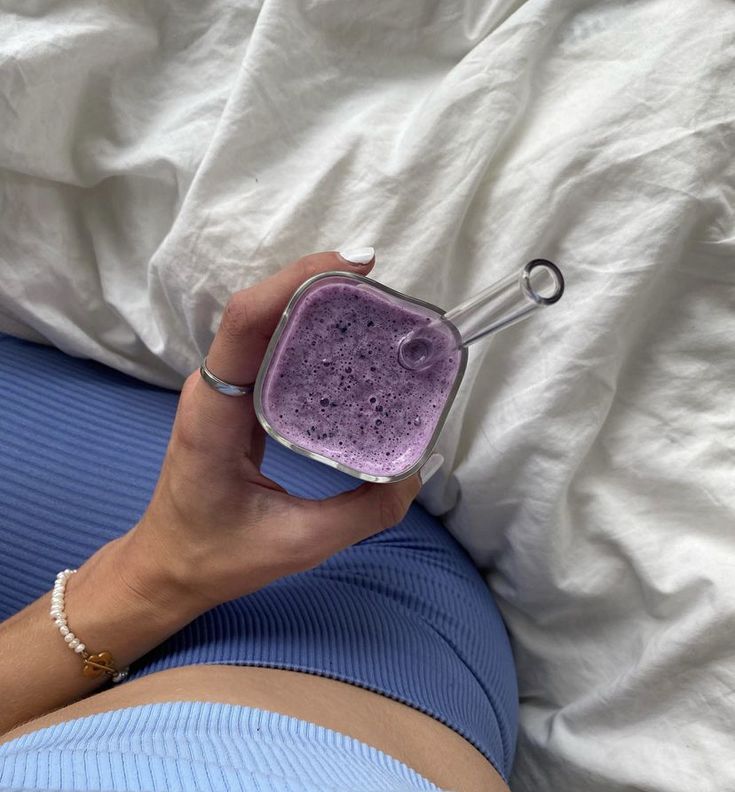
0,250,422,737
124,251,421,611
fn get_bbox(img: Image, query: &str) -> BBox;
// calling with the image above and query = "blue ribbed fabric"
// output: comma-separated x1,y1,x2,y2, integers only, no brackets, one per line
0,701,441,791
0,334,518,780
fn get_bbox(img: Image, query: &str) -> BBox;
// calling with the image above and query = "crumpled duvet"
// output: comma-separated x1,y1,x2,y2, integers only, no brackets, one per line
1,1,734,789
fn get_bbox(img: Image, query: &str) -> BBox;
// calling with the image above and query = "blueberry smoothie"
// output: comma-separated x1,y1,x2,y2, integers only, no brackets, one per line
258,275,463,479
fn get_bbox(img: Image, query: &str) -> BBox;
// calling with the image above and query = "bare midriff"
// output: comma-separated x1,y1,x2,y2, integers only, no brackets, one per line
3,664,509,792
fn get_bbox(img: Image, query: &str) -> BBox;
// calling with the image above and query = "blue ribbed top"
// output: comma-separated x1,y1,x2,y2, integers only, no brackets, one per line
0,334,518,782
0,701,442,791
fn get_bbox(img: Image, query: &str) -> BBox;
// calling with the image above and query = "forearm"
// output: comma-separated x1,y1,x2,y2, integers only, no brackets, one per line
0,531,207,737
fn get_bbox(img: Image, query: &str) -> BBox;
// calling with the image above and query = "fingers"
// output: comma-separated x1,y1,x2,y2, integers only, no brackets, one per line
298,473,422,560
205,249,375,388
184,249,375,456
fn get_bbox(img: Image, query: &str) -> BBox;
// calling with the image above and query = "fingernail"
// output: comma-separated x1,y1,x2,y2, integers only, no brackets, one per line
337,246,375,266
419,453,444,485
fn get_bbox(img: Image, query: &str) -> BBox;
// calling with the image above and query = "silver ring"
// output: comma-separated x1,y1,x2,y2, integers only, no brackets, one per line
199,357,255,397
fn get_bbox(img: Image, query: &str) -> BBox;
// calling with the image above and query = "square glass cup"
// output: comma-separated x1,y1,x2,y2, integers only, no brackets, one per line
254,272,468,482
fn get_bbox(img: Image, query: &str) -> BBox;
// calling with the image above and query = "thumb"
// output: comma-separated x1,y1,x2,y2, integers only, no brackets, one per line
302,474,422,558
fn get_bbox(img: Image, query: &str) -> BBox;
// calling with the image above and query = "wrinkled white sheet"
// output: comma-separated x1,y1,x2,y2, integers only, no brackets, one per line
1,1,734,789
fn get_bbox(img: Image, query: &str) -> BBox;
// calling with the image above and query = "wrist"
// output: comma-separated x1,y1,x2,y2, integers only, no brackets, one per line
105,531,211,625
0,531,211,740
61,534,209,670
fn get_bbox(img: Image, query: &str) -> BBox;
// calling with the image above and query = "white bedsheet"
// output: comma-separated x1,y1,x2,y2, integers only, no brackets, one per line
1,1,734,789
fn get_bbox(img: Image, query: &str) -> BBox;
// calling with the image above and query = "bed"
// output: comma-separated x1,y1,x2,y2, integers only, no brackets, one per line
1,1,733,789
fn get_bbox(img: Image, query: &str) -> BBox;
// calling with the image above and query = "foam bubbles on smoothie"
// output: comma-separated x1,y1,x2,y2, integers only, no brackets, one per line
261,281,461,477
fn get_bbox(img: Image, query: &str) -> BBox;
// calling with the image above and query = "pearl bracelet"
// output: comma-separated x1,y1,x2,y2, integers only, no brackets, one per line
50,569,129,684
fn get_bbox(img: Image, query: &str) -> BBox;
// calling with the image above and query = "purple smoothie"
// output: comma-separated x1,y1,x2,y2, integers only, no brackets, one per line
259,276,463,478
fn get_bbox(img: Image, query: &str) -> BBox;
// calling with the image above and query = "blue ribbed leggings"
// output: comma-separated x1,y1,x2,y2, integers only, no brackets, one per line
0,334,518,781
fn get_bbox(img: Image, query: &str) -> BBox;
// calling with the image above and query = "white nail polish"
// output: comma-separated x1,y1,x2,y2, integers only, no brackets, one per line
419,453,444,485
337,246,375,266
